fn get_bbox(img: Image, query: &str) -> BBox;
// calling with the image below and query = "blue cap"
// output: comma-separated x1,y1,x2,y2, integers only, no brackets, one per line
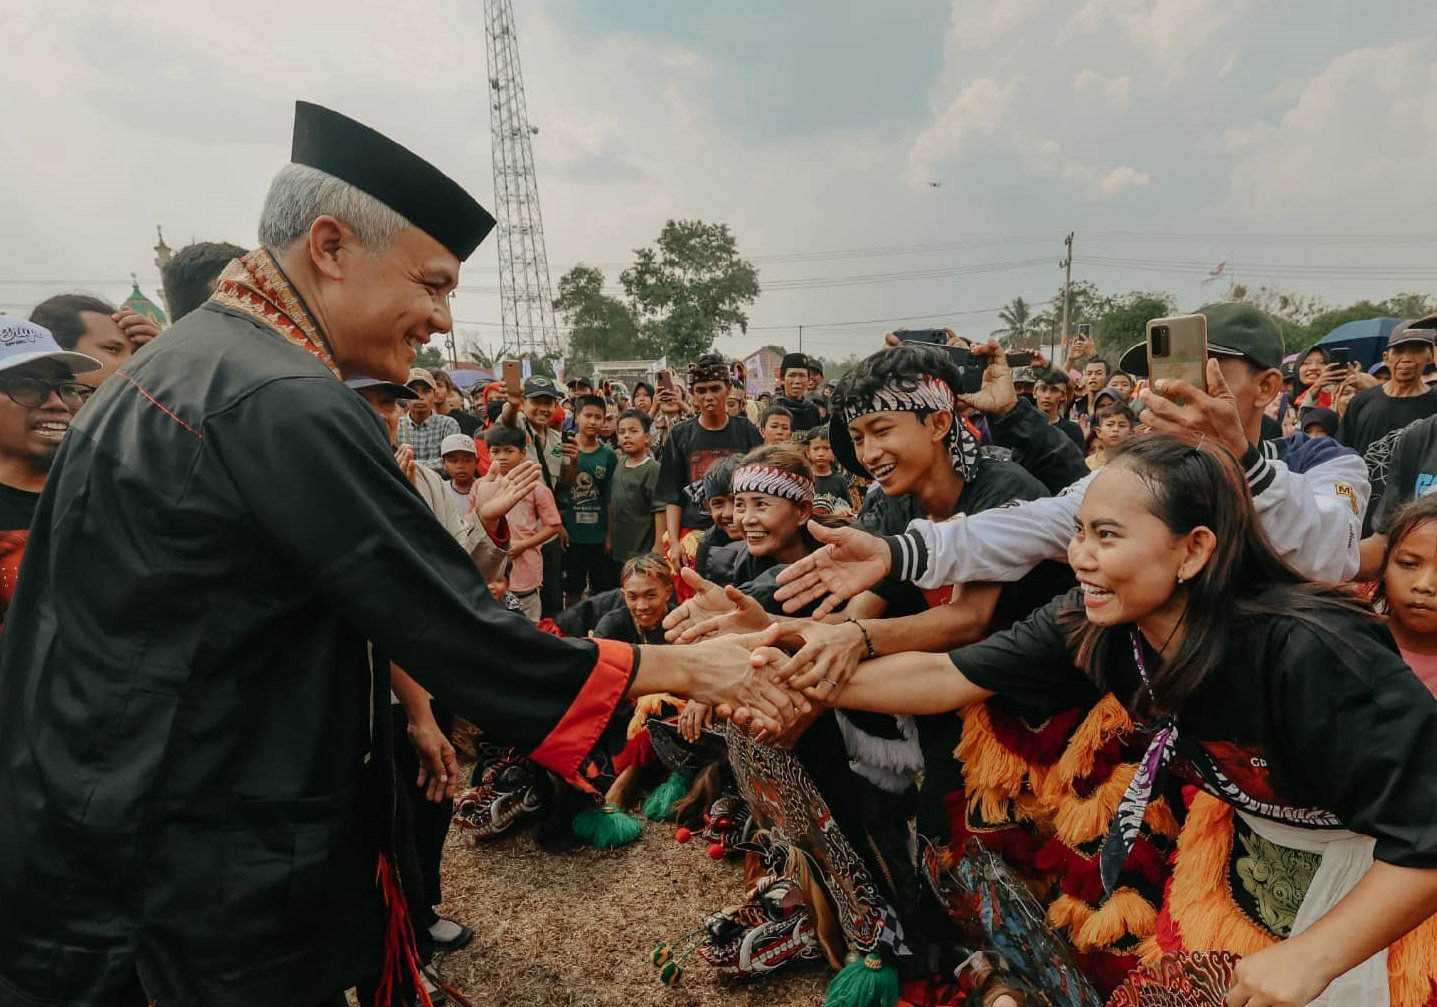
0,318,101,375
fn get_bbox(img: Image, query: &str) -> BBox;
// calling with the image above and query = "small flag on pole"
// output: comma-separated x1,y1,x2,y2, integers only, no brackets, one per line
1200,261,1227,285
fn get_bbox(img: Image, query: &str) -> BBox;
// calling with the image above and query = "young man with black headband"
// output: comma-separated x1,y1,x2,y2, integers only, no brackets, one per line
656,352,761,572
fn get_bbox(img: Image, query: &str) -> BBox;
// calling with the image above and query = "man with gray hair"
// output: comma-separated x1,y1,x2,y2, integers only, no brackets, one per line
0,101,764,1007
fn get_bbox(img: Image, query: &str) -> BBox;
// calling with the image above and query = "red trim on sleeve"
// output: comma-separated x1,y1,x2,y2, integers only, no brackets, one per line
527,639,637,791
487,516,510,548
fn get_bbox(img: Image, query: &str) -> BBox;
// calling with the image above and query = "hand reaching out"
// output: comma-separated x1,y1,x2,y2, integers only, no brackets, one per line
676,584,774,642
677,701,713,743
773,520,892,617
663,567,739,641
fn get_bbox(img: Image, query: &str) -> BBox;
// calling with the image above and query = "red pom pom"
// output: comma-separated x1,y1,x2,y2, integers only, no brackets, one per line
675,827,692,844
707,843,725,860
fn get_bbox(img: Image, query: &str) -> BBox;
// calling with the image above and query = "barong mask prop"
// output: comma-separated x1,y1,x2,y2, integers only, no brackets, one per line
830,373,979,482
452,745,545,839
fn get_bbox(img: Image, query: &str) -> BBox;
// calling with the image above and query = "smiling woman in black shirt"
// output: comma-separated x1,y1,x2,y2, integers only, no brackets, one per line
762,434,1437,1007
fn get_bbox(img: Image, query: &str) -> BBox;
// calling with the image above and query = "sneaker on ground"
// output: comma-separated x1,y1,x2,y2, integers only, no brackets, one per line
428,917,474,952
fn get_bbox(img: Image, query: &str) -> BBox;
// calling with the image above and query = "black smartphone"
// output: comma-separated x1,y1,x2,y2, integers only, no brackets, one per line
1329,347,1350,368
899,328,949,346
562,430,575,444
1006,352,1032,368
946,345,984,394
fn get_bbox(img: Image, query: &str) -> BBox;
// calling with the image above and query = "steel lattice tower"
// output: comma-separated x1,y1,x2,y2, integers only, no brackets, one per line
484,0,560,360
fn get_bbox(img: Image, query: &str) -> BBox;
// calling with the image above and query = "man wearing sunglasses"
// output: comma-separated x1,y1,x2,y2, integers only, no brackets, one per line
0,319,100,628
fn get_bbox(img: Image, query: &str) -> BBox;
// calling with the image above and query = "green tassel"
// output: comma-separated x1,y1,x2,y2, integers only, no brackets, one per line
572,803,643,849
658,960,684,987
823,952,900,1007
642,770,693,822
650,943,672,967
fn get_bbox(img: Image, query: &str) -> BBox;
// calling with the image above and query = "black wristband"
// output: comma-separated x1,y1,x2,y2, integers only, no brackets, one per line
844,617,877,660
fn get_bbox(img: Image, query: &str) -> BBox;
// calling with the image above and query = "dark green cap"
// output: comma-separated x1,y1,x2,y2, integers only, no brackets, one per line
1120,303,1285,377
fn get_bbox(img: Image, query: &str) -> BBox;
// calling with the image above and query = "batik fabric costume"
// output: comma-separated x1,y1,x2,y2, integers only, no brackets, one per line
827,365,1175,1000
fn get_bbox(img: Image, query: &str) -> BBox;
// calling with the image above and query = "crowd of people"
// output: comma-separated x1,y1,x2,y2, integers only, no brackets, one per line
1,99,1436,1007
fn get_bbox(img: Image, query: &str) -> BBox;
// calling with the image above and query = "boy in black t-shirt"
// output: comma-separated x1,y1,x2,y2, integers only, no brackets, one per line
760,404,793,445
655,353,762,571
805,425,855,516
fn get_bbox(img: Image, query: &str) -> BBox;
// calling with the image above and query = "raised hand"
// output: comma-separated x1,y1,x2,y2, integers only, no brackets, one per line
408,720,460,803
113,307,162,348
773,520,891,617
1139,357,1249,459
480,460,542,525
959,339,1018,419
394,443,417,486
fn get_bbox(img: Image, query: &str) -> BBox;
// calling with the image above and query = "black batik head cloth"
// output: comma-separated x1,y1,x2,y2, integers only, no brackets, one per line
731,464,816,504
687,357,731,387
830,373,979,482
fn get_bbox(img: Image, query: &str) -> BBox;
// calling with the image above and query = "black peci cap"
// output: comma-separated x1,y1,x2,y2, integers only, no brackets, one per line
291,101,496,261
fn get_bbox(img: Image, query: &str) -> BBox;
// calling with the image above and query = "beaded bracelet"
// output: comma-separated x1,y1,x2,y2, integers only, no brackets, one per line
843,617,877,660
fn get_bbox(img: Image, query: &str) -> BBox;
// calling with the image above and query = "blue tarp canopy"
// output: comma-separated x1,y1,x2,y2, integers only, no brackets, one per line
1315,317,1403,370
445,368,494,390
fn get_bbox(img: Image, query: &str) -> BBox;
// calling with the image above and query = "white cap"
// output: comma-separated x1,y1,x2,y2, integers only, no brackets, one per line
440,432,477,456
0,319,101,375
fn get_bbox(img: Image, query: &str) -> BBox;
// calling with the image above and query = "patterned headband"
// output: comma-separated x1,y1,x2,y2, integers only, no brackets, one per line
688,359,730,386
840,374,978,481
732,464,816,503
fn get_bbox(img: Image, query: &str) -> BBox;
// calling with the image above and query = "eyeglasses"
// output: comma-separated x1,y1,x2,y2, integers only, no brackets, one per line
0,376,95,410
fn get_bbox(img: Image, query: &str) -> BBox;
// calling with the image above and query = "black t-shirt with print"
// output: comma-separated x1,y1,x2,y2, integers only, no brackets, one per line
953,588,1437,868
813,471,854,514
655,416,763,530
1337,385,1437,459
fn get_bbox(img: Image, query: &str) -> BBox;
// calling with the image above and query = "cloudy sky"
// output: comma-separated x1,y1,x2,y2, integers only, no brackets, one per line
2,0,1435,363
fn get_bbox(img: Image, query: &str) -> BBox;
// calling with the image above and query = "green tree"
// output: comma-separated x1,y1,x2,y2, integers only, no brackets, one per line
621,220,761,363
1382,292,1436,319
553,264,641,366
1305,301,1391,342
1095,292,1176,358
998,296,1034,348
414,345,446,372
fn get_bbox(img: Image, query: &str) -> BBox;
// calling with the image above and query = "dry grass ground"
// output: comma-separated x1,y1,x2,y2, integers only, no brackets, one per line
428,822,830,1007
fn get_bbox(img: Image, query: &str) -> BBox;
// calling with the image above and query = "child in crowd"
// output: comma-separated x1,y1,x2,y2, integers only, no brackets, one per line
804,425,855,517
1085,401,1137,470
599,404,619,446
439,432,479,517
609,409,666,565
1377,494,1437,696
593,553,676,646
477,424,560,621
690,456,748,587
486,559,526,616
561,393,618,607
759,404,793,445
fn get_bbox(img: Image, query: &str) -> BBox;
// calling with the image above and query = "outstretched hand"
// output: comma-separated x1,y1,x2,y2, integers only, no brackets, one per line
686,625,810,740
663,567,739,641
677,584,774,642
773,520,891,617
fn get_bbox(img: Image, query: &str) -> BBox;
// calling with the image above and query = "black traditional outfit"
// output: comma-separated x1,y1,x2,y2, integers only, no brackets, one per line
0,104,636,1007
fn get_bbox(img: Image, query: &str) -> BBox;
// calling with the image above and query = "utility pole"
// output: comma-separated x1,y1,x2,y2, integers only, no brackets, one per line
798,325,804,354
1059,231,1074,348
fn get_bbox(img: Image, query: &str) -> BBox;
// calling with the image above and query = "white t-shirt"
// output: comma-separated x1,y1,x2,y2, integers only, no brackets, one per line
448,480,474,518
